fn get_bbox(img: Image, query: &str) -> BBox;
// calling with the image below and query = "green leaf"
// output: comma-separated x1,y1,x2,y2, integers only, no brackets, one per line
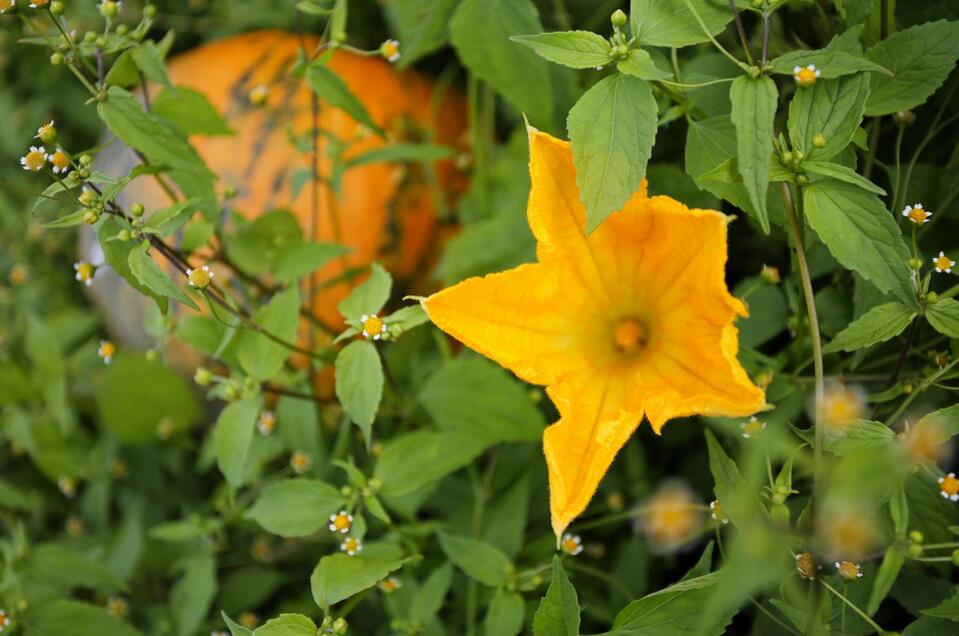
253,614,317,636
128,241,200,310
337,262,392,321
310,552,405,611
532,556,580,636
803,179,915,306
170,552,216,636
214,399,258,488
821,419,896,456
44,209,89,229
865,20,959,116
24,600,144,636
221,612,253,636
867,548,905,615
24,543,125,593
245,479,344,537
568,73,657,233
374,429,486,497
804,160,886,195
153,86,233,136
145,199,202,236
438,533,513,587
419,356,544,445
388,0,458,67
305,62,384,136
383,305,430,333
788,73,871,161
485,590,526,636
704,430,763,526
335,340,384,443
343,143,454,168
130,40,173,89
609,573,733,635
95,354,201,443
926,298,959,338
511,31,614,69
768,49,891,78
823,302,917,353
616,48,673,80
729,75,777,233
924,590,959,621
410,563,454,625
629,0,733,48
273,242,349,283
450,0,554,126
237,287,300,382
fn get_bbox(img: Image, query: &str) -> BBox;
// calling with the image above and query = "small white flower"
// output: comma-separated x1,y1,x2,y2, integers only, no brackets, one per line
328,510,353,534
186,265,214,289
20,146,47,172
560,533,583,555
901,203,931,225
340,536,362,556
933,251,955,274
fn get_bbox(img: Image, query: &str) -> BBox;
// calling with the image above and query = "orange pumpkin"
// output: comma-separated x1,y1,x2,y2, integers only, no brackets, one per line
95,30,466,335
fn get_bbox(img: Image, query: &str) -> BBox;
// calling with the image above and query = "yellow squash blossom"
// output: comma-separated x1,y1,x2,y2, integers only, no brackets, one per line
423,129,766,536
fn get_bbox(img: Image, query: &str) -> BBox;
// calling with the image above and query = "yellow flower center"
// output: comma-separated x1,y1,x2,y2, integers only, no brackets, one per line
362,315,385,337
935,255,953,271
99,341,116,360
561,536,580,554
51,151,70,171
379,577,400,592
795,552,816,580
332,513,351,532
75,262,94,282
188,267,212,289
908,206,928,224
837,561,860,580
823,385,864,429
795,67,817,86
343,538,360,552
0,0,15,12
612,317,647,355
384,41,399,58
290,451,311,473
24,150,46,171
941,475,959,497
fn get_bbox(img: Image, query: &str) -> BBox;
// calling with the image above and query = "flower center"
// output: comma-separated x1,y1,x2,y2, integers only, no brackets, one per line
25,150,46,171
908,207,928,223
936,255,952,270
941,475,959,496
612,317,647,355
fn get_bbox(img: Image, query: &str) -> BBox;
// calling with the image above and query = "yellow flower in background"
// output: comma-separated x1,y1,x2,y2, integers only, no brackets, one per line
642,482,702,552
423,129,765,536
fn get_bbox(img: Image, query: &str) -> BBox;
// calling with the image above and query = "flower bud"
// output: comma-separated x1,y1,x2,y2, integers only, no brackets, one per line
908,257,923,270
796,174,810,186
194,366,213,386
116,229,131,241
144,4,156,18
130,202,144,217
50,52,64,65
907,542,923,558
909,530,924,544
99,1,118,18
611,9,627,28
747,65,761,79
95,36,107,48
613,43,629,58
894,110,915,127
50,1,64,16
760,264,780,284
85,31,98,43
116,24,129,36
248,85,269,107
924,291,939,304
812,133,827,148
780,151,794,166
952,549,959,567
83,209,101,225
78,188,99,208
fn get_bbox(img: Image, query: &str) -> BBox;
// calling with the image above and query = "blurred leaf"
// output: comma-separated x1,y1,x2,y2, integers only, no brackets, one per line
221,611,253,636
245,479,344,537
532,556,580,636
922,588,959,621
153,86,233,136
305,62,384,136
214,399,258,488
419,356,543,445
629,0,732,48
511,31,613,69
450,0,554,126
866,546,905,616
568,73,658,232
237,287,300,382
170,552,216,636
926,298,959,338
823,301,917,353
735,279,788,348
273,242,349,283
130,40,172,89
253,614,317,635
344,143,454,168
128,241,199,310
485,590,525,636
903,616,959,636
374,430,487,497
704,430,763,526
310,551,405,611
803,179,915,306
865,20,959,116
410,563,454,625
389,0,458,67
337,263,392,321
730,75,777,233
24,543,124,594
335,340,384,443
95,354,200,444
24,600,143,636
219,566,286,616
438,533,513,587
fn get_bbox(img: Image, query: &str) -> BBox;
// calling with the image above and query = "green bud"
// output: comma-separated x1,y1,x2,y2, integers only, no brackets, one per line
116,24,129,36
747,65,761,78
752,0,765,8
812,133,827,148
130,202,145,217
116,229,131,242
952,549,959,567
78,188,99,207
925,291,939,304
37,122,58,145
770,490,787,505
333,617,348,634
611,9,627,28
99,0,118,17
50,1,65,16
780,151,794,166
95,36,107,48
79,154,93,166
82,209,101,225
222,184,238,199
796,174,811,186
794,150,805,162
613,43,629,58
50,52,64,65
340,485,353,497
144,4,157,18
368,478,383,491
78,167,91,179
908,257,923,270
909,530,924,544
907,542,924,558
894,110,915,127
145,348,158,362
194,367,213,386
84,31,98,43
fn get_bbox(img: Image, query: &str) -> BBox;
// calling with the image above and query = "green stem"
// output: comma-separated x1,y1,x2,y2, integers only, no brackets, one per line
683,0,748,70
821,578,886,635
891,125,905,213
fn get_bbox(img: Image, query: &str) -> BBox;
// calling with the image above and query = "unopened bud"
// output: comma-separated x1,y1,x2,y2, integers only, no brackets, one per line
952,549,959,567
909,530,924,544
812,133,827,148
194,367,213,386
130,202,144,217
83,209,101,225
611,9,627,28
908,257,923,270
116,24,129,36
116,229,131,241
50,1,64,15
924,292,939,304
50,52,64,65
144,4,156,18
894,110,915,127
99,0,118,17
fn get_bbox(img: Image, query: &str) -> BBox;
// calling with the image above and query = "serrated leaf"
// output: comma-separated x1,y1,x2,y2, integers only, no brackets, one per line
630,0,733,48
253,614,317,636
926,298,959,338
130,40,172,89
768,49,891,78
245,479,344,537
788,73,871,161
609,573,734,635
804,160,886,195
450,0,554,126
374,429,486,497
335,340,384,443
237,287,300,382
730,75,777,233
568,73,657,233
865,20,959,116
305,62,384,136
532,556,580,636
337,262,392,321
511,31,613,69
214,399,258,488
823,302,916,353
438,533,513,587
153,86,233,136
127,241,200,310
803,179,915,306
310,551,405,611
616,48,673,80
389,0,458,67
